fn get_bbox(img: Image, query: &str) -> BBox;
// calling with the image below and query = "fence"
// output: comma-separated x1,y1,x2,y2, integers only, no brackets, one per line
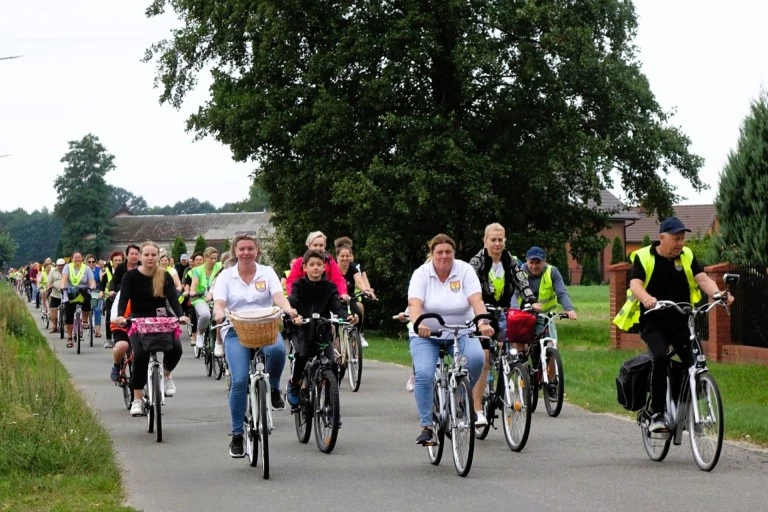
727,263,768,349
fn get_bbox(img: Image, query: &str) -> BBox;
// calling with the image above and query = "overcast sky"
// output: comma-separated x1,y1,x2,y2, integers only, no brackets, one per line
1,1,766,214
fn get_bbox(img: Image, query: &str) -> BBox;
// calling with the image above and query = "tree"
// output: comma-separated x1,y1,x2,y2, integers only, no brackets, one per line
548,243,571,286
687,231,713,266
193,235,207,255
220,182,270,212
145,0,705,326
146,198,217,215
0,208,62,266
53,134,115,256
581,253,602,285
222,238,231,253
0,231,18,268
171,236,187,263
110,186,149,214
714,94,768,264
642,234,652,248
611,236,625,264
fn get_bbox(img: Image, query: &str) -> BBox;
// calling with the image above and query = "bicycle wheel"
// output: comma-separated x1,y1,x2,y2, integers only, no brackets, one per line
346,329,363,392
427,379,445,465
474,363,496,440
529,365,540,414
153,365,163,442
334,331,346,383
121,358,133,410
689,372,723,471
214,356,225,380
294,373,312,443
204,333,214,377
43,313,50,330
75,319,81,355
147,382,154,434
89,316,94,348
543,348,564,417
59,311,64,339
245,381,258,467
450,376,474,477
640,410,671,462
313,368,340,454
257,379,270,479
501,361,532,452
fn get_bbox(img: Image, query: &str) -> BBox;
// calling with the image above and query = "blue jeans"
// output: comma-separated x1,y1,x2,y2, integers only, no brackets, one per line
91,297,103,327
409,335,483,428
224,329,286,435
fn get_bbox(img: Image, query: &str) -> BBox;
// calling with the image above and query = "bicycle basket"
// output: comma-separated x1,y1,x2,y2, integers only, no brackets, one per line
506,308,537,344
228,307,282,348
128,317,180,353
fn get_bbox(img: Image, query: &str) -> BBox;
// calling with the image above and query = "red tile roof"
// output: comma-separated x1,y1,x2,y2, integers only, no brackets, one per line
626,205,717,242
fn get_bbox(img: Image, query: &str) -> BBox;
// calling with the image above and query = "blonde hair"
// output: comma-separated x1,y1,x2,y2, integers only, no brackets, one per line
140,241,167,298
203,247,219,259
305,231,326,247
483,223,506,240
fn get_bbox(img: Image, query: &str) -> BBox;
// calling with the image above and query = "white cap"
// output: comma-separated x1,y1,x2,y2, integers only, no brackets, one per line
56,258,66,265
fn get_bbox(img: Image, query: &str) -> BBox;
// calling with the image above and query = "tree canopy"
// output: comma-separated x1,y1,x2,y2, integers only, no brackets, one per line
0,231,19,268
0,208,61,266
145,0,705,325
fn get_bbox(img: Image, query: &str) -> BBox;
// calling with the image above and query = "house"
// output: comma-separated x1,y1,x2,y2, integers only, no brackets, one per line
103,209,273,260
625,204,718,254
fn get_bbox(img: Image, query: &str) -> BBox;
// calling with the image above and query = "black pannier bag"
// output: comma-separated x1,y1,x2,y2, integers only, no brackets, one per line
616,353,652,411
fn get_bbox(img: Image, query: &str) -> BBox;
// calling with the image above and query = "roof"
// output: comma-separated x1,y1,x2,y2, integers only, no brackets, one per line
110,211,273,242
587,190,642,221
626,205,717,242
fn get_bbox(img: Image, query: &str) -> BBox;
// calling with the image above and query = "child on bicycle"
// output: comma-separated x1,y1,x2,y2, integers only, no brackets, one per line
285,249,357,408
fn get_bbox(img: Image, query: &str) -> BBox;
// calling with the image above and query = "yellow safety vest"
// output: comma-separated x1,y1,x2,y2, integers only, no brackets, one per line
612,246,701,331
40,270,48,288
516,265,556,311
67,263,87,303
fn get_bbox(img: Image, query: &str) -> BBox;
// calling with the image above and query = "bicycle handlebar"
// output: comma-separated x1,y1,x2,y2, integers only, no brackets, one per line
412,312,497,337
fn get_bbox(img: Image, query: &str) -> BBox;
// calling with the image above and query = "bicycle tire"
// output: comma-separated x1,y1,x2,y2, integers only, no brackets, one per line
59,312,64,339
689,372,723,471
122,357,133,410
89,315,94,348
205,334,214,377
147,381,154,434
501,361,532,452
43,313,50,330
214,356,225,380
450,376,474,477
75,318,81,355
294,371,312,443
346,329,363,392
640,410,671,462
153,365,163,442
313,368,340,454
474,365,496,440
334,330,346,383
543,348,564,417
258,379,270,479
529,365,540,413
245,381,258,467
427,379,445,465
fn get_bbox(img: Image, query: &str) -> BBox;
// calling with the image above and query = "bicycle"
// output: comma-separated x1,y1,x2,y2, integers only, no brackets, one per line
116,349,134,411
413,312,493,477
289,314,342,454
474,306,533,452
73,303,84,354
518,311,569,417
40,290,50,330
332,290,372,392
57,301,65,339
637,274,737,472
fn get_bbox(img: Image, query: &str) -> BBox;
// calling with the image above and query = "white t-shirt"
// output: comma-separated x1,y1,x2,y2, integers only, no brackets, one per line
407,259,482,338
213,264,283,339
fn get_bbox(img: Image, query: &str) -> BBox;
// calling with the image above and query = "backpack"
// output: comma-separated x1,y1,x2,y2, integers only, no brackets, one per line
506,308,537,344
616,353,652,411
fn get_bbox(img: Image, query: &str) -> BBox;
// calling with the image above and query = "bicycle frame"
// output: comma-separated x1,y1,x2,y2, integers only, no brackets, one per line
249,349,274,434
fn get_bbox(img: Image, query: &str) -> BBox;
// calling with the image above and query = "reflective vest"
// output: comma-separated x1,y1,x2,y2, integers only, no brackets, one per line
516,265,556,311
612,246,701,331
67,263,87,303
489,268,505,302
192,262,222,305
40,270,48,288
105,266,113,288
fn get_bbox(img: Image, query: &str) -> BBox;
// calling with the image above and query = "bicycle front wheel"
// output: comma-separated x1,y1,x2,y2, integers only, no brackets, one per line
204,333,214,377
245,381,258,467
427,379,445,466
121,358,133,410
294,373,312,443
346,329,363,392
257,379,270,479
89,317,94,348
501,361,531,452
450,376,474,477
76,321,81,355
689,372,723,471
153,366,163,443
543,348,564,417
313,368,340,454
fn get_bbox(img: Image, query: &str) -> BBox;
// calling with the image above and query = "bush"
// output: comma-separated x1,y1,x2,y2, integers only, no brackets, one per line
193,235,207,255
581,252,602,285
171,236,187,263
642,233,652,247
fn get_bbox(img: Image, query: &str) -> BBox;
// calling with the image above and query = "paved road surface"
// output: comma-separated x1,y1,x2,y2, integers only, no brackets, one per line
30,302,768,512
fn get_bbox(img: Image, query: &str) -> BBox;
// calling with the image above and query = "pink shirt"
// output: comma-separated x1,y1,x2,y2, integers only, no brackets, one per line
285,254,348,297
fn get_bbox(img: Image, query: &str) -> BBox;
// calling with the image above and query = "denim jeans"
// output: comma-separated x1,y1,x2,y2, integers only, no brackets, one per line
409,335,483,427
224,329,286,435
91,297,103,327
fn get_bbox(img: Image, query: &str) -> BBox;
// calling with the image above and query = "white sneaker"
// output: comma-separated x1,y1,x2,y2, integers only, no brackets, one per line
164,377,176,397
406,375,415,392
190,334,196,347
359,334,369,348
475,411,488,427
214,342,225,358
130,399,145,416
195,336,204,349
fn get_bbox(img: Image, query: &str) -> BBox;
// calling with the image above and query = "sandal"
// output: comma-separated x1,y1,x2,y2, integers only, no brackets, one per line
66,338,73,348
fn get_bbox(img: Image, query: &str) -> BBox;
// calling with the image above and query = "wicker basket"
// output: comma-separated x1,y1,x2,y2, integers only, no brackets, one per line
228,307,282,348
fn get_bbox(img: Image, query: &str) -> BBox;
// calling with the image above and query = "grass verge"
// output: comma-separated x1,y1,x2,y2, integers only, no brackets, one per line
365,285,768,447
0,283,134,511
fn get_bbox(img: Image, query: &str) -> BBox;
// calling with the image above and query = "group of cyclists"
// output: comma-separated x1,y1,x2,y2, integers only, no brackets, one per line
11,215,729,465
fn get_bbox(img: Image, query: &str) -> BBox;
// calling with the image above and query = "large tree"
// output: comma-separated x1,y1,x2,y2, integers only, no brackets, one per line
53,134,115,256
0,208,62,265
110,186,149,214
145,0,704,325
714,94,768,264
0,231,18,268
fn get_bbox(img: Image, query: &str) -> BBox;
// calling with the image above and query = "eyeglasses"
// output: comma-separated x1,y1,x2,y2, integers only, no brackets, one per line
87,260,95,263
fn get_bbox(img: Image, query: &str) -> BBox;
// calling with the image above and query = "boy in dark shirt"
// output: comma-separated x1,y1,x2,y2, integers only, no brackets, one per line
285,250,356,407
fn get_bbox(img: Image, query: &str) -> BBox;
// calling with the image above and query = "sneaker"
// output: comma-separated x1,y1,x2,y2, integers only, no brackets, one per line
416,427,437,446
104,340,115,349
214,342,225,358
475,411,488,427
649,412,668,433
195,336,204,349
286,383,300,408
271,389,285,410
406,375,415,393
359,333,369,348
130,399,145,417
229,434,245,458
164,377,176,397
110,363,120,383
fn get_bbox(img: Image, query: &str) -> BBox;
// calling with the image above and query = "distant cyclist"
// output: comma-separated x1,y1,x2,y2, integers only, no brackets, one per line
60,252,97,348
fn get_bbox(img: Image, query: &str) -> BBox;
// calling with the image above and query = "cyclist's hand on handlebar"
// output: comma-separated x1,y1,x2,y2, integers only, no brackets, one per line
179,315,190,324
113,316,127,327
531,302,543,312
713,290,734,306
478,322,494,338
341,293,351,303
293,315,304,326
347,313,358,325
642,296,657,309
417,324,432,338
566,310,577,320
365,289,377,300
284,307,298,318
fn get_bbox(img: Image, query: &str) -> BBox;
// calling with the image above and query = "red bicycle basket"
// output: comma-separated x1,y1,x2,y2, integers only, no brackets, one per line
506,309,537,344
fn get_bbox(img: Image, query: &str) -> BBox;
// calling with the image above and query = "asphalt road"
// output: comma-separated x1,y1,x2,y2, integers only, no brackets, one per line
29,302,768,512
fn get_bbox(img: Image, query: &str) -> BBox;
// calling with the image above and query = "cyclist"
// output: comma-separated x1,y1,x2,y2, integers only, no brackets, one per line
99,251,124,348
614,217,731,432
46,258,66,333
108,245,140,382
113,241,189,416
285,231,349,300
285,249,357,409
61,252,97,348
189,247,222,351
37,259,51,311
85,254,103,338
334,237,376,348
468,222,537,426
158,252,183,292
408,234,494,445
183,252,204,346
212,232,297,457
174,253,190,281
28,262,39,305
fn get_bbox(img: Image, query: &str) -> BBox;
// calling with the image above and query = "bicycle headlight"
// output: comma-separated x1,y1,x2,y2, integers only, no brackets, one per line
255,362,265,372
696,355,706,363
456,354,468,367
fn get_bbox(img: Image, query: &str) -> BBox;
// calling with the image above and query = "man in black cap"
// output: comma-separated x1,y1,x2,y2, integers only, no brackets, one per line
627,216,732,432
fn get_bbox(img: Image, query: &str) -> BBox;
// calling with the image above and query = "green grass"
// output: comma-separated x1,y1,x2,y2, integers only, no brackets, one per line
365,285,768,447
0,283,134,511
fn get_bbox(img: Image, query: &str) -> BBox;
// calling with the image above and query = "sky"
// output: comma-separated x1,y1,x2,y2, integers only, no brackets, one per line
1,1,766,214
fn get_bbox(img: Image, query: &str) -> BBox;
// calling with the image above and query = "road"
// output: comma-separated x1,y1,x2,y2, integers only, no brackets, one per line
30,302,768,512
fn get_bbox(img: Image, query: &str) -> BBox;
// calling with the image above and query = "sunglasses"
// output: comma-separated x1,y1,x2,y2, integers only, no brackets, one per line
87,260,95,263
